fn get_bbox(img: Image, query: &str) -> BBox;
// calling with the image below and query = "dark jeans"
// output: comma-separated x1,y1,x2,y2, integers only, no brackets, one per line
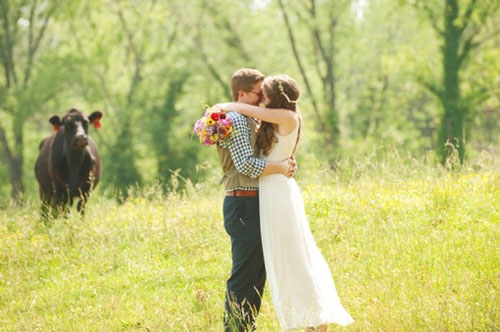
223,196,266,332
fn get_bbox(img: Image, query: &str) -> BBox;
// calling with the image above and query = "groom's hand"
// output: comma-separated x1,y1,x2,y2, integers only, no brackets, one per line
277,159,294,177
286,157,297,178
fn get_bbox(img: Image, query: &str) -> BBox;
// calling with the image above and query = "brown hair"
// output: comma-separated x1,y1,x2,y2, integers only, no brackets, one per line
256,75,302,156
231,68,265,101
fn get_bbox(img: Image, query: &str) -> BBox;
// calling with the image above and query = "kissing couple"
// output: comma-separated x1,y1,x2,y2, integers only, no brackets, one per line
215,68,354,331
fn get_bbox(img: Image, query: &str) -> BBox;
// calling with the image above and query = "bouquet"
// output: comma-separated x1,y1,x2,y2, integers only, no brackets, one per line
193,106,234,146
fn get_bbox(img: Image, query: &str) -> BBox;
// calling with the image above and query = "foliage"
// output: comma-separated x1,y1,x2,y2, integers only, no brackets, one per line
408,0,500,163
0,0,499,200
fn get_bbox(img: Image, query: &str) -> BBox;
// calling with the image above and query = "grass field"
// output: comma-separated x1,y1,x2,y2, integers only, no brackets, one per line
0,154,499,331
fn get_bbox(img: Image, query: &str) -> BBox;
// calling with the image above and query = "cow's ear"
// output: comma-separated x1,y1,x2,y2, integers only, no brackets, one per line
49,116,62,132
88,111,103,129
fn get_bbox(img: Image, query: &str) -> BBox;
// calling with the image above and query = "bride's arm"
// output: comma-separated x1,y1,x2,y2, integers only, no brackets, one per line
216,102,298,126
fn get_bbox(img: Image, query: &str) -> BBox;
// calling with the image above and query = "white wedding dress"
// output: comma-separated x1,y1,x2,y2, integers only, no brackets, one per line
259,124,354,330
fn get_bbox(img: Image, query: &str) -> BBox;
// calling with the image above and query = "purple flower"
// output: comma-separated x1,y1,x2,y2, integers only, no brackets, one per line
206,125,216,135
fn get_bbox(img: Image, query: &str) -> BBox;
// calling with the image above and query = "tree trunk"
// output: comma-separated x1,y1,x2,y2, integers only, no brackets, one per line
106,119,142,196
278,0,339,166
325,41,339,154
0,124,24,201
0,1,58,201
8,155,23,200
155,74,189,185
439,0,465,164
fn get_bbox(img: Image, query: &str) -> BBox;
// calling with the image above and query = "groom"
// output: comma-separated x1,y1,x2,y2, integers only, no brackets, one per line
217,68,296,331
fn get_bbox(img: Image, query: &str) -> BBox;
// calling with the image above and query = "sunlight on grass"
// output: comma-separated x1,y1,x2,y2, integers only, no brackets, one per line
0,154,499,331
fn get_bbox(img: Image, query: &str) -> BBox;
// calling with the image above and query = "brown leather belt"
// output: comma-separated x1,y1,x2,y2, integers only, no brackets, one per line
226,190,259,197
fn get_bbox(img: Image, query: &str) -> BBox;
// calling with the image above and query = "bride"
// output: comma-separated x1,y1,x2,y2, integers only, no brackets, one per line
217,75,354,331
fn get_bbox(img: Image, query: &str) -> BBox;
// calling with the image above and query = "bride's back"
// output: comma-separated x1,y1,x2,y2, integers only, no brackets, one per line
261,124,299,162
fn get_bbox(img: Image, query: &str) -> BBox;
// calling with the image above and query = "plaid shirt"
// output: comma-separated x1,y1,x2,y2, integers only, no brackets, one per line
218,112,266,191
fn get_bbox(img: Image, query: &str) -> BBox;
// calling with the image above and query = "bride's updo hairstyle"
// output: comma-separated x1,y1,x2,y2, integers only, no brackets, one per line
257,75,302,156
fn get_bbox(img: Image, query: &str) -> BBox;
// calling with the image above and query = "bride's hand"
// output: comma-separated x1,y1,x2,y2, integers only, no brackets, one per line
215,103,242,112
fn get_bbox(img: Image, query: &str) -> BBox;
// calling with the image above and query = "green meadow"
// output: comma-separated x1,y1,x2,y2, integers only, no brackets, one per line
1,155,499,332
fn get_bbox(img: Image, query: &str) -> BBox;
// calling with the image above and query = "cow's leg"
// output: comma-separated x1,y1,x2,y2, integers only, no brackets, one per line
51,199,61,219
40,195,51,222
54,189,73,219
77,190,89,217
39,187,53,222
50,191,67,219
60,195,71,218
40,201,50,221
77,198,86,216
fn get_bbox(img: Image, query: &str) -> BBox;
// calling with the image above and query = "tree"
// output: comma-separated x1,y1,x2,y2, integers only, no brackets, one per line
66,0,161,194
189,0,256,100
342,0,439,155
0,0,64,201
67,0,200,194
150,72,191,186
412,0,500,164
277,0,352,165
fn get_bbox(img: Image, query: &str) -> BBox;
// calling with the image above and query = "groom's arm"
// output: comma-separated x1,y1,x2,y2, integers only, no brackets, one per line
218,112,266,179
261,159,295,177
218,112,292,178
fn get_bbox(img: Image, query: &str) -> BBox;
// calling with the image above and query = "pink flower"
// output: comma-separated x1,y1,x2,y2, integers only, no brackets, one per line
194,120,204,133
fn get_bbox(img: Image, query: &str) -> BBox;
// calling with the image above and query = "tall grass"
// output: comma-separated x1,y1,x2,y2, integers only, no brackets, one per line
0,152,499,331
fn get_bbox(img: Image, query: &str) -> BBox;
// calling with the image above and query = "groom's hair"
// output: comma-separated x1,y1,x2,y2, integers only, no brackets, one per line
231,68,265,101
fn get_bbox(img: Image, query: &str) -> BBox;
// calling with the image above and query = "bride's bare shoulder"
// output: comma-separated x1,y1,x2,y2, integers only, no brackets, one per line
277,115,300,137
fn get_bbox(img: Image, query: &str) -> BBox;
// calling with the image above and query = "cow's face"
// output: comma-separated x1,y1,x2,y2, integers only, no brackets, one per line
49,109,103,150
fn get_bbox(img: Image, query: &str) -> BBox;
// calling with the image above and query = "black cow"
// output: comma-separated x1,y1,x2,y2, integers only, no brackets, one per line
35,108,103,218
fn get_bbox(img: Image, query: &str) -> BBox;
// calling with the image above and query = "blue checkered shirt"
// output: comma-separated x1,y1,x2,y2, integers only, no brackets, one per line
218,112,266,191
